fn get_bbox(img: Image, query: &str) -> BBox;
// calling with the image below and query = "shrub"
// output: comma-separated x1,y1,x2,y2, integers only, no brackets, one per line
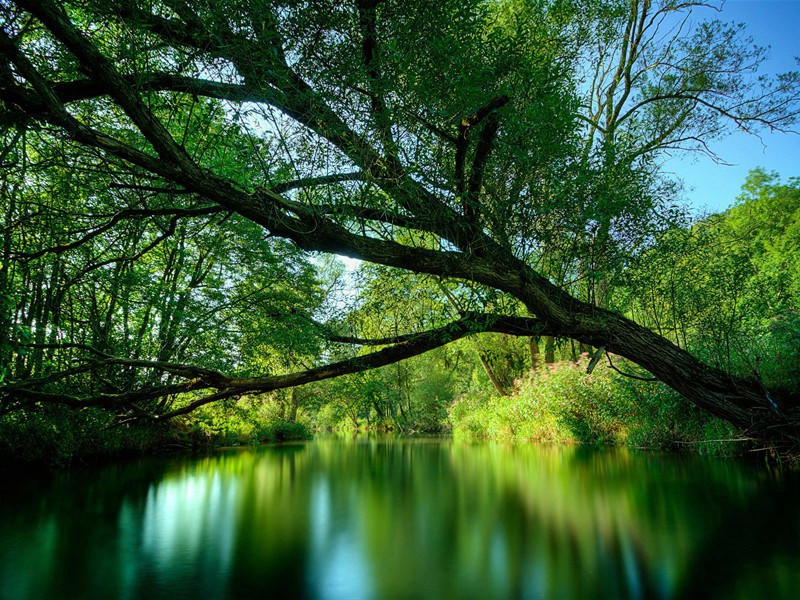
448,358,739,452
0,396,312,468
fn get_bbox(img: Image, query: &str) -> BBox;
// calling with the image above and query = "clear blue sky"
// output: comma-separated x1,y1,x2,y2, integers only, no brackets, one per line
665,0,800,214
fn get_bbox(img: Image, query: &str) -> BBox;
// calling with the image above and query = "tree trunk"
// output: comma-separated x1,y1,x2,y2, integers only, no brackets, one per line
288,387,299,422
518,291,798,449
529,337,539,370
479,351,509,396
544,336,555,364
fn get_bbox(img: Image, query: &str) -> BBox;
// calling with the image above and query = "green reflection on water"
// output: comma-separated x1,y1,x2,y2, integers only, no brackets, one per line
1,437,798,599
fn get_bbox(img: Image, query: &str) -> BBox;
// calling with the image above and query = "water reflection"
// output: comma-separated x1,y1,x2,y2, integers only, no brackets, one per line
1,438,798,599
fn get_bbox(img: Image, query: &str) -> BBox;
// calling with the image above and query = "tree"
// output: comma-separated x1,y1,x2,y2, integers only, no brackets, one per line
1,0,799,449
622,170,800,393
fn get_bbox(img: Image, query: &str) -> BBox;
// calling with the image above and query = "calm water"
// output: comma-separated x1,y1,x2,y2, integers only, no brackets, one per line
1,437,799,599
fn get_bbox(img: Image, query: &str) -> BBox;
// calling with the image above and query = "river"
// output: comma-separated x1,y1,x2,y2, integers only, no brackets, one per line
1,436,799,599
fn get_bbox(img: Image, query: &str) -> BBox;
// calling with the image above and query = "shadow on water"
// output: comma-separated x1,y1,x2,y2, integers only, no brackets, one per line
672,471,800,600
1,438,798,599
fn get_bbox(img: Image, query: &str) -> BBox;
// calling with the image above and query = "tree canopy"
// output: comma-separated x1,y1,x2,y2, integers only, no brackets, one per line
1,0,799,450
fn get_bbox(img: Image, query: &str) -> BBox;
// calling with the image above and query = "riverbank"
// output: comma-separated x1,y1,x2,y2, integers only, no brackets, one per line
448,359,749,457
0,405,311,469
0,358,777,469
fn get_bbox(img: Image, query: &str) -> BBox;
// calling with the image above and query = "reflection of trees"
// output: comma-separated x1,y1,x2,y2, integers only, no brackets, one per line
1,458,176,599
0,446,315,599
673,476,800,600
441,444,790,599
304,439,792,599
2,440,799,599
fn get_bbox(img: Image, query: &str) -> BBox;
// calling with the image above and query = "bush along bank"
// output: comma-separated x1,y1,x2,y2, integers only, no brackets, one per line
0,397,312,469
448,357,747,457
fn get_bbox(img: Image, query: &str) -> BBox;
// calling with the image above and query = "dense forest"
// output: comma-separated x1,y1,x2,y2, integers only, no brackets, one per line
1,0,799,464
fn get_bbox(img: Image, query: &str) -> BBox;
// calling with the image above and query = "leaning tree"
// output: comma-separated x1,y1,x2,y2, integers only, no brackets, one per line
1,0,799,448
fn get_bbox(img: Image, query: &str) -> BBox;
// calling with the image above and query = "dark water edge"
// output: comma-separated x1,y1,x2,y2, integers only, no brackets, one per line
1,435,799,599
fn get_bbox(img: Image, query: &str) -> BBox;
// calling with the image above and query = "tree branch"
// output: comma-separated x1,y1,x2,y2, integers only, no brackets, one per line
16,0,195,168
13,206,221,260
269,172,365,194
1,312,554,419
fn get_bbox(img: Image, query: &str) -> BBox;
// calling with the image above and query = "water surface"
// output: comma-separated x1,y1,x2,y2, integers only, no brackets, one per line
2,436,799,599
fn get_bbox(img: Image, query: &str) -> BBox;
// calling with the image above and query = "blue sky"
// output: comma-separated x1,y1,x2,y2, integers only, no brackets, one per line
665,0,800,214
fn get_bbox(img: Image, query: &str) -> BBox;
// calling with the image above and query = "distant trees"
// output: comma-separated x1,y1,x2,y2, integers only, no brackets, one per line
623,171,800,393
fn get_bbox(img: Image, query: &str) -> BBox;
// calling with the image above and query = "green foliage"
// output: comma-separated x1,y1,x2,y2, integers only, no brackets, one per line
449,357,743,455
0,395,311,467
308,171,800,454
0,117,328,418
177,394,313,446
623,170,800,393
0,406,178,467
1,0,798,463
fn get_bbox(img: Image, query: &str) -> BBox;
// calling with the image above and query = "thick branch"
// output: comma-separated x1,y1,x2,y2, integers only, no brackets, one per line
465,112,501,221
455,95,509,197
17,0,195,168
1,313,553,418
355,0,396,159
